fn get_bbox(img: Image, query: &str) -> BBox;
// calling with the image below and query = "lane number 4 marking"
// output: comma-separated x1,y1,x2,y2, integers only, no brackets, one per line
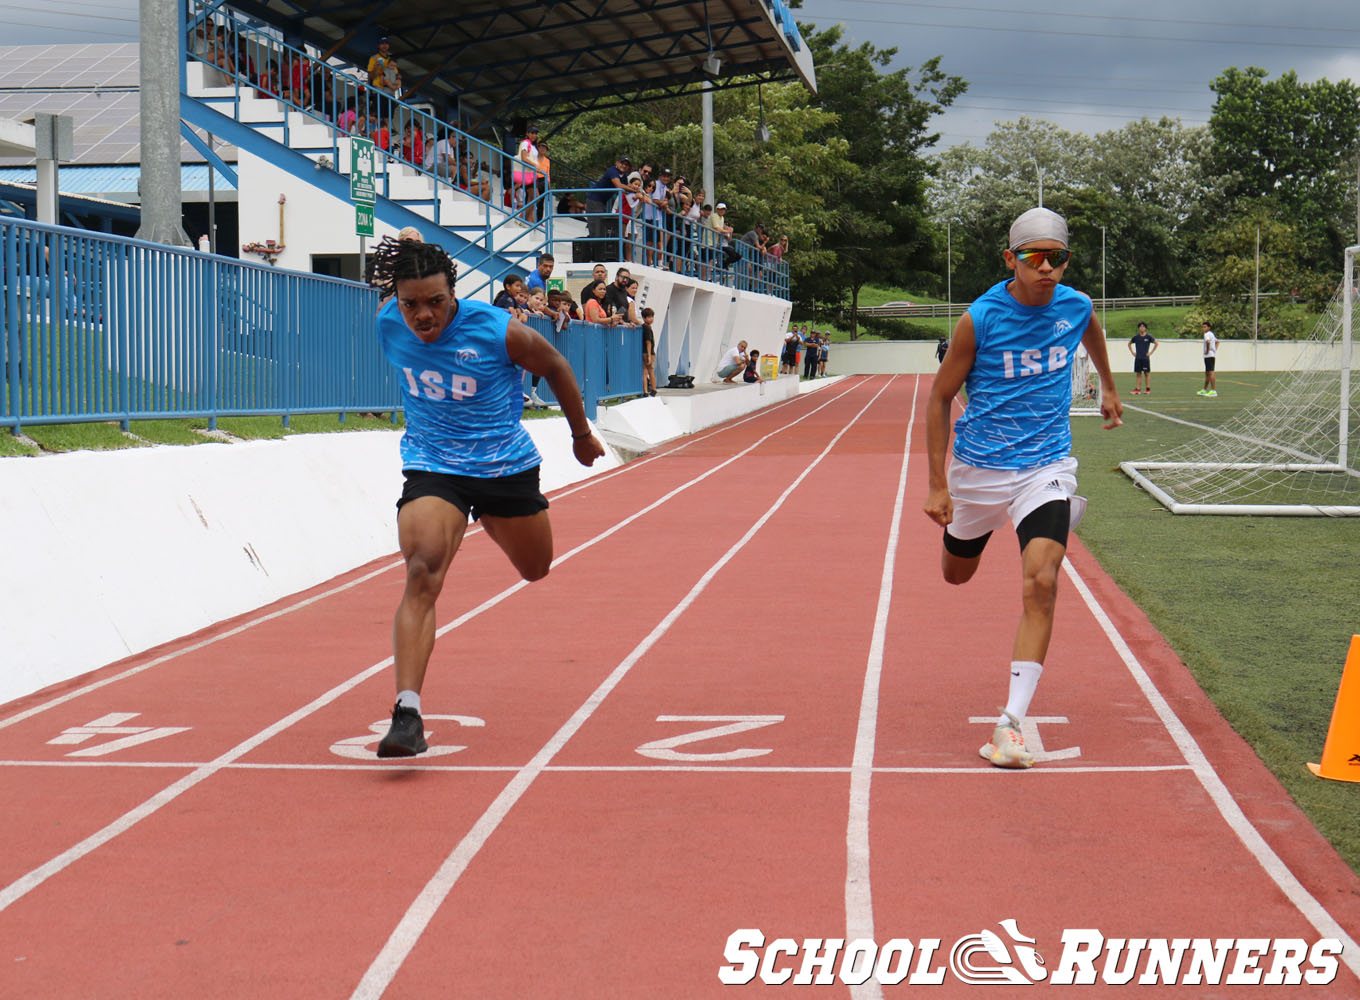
636,715,785,762
47,712,191,757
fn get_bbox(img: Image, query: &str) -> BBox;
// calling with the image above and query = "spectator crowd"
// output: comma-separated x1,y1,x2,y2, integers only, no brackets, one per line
580,154,790,288
193,16,791,294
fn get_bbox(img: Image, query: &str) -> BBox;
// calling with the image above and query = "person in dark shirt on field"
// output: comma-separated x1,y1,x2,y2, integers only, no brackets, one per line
1128,321,1158,395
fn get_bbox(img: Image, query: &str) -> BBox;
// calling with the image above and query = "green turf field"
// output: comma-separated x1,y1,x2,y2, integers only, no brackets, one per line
1070,371,1360,875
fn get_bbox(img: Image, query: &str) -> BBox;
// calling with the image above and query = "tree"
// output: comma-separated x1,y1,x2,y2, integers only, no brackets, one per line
541,81,851,288
929,118,1091,300
1190,200,1321,339
797,25,965,336
929,116,1212,302
1206,67,1360,272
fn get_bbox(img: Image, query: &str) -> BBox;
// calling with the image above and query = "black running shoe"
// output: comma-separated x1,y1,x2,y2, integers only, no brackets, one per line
377,704,428,758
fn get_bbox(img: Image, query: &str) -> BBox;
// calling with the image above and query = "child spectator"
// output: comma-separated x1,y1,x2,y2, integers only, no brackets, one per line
641,306,657,396
744,350,763,383
367,37,401,94
513,125,543,223
493,274,529,322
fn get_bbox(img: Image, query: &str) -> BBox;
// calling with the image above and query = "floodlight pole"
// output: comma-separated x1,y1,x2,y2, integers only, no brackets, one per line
946,219,952,335
702,82,715,212
1342,245,1356,470
1100,225,1106,331
1253,225,1260,343
137,0,190,246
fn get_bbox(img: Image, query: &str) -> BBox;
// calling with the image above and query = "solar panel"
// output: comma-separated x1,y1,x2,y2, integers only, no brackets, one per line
0,42,235,167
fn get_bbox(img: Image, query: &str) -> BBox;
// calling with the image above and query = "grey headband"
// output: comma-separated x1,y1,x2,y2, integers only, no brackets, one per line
1008,207,1069,251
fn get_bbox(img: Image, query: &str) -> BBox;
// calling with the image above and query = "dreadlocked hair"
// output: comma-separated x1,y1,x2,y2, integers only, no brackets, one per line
368,236,457,300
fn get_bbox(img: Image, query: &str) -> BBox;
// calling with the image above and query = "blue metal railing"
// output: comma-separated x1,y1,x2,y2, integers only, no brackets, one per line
521,315,643,410
555,187,790,298
2,218,638,433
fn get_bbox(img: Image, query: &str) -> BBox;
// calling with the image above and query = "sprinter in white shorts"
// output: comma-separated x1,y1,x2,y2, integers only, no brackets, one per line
924,207,1123,768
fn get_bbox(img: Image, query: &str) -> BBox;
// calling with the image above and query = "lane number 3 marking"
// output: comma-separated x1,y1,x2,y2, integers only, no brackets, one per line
330,715,486,760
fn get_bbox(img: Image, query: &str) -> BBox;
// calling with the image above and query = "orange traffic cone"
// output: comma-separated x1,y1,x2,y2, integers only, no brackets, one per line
1307,635,1360,782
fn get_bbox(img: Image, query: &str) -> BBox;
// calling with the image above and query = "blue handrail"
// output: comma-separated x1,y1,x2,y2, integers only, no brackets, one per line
1,218,639,434
553,187,790,298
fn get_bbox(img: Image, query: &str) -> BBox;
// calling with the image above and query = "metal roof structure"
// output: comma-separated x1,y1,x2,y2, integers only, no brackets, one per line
0,165,235,202
219,0,815,126
0,179,143,228
0,44,236,167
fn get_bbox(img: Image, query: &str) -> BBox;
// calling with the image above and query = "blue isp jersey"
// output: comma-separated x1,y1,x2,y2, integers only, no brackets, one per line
377,297,540,477
952,279,1093,470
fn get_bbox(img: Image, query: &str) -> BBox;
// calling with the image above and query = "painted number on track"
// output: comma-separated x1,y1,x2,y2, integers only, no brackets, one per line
636,715,785,762
330,715,486,760
47,712,191,757
970,714,1081,762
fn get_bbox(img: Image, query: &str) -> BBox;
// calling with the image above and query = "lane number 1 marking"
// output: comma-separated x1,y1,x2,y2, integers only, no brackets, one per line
636,715,785,762
970,715,1081,762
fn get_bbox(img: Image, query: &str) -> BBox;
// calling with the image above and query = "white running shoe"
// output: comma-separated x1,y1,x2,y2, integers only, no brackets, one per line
979,709,1033,769
529,391,547,407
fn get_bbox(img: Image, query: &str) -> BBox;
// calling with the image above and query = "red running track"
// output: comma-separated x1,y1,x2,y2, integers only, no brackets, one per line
1,374,1357,997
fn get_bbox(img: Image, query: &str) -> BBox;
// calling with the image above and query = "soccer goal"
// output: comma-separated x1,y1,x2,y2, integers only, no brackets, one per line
1120,245,1360,516
1069,343,1102,416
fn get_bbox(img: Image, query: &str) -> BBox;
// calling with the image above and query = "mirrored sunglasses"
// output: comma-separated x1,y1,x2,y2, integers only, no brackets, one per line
1014,248,1071,268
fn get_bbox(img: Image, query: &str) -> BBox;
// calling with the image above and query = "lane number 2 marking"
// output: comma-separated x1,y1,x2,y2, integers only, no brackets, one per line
636,715,785,762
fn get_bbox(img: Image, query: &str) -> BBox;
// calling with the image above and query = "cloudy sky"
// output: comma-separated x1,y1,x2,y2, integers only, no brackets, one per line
14,0,1360,152
8,0,139,45
793,0,1360,149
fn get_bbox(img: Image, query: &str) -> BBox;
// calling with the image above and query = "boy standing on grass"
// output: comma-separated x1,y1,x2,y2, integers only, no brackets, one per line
368,237,605,757
1128,321,1157,394
924,207,1123,768
1199,321,1219,396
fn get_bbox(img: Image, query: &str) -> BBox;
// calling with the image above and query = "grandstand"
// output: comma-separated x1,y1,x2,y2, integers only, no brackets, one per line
1,1,813,435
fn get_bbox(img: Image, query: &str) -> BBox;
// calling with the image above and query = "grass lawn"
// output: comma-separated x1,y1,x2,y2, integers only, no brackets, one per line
799,289,1323,347
1071,370,1360,875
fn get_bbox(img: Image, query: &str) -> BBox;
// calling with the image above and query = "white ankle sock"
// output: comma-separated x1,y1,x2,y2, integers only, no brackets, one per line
396,690,421,713
1000,661,1043,725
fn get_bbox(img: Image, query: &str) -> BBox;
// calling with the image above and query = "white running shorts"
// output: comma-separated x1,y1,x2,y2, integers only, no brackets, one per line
946,456,1082,542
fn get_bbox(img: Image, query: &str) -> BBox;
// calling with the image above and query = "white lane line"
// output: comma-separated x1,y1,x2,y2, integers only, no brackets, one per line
0,378,860,729
349,378,899,1000
0,378,876,914
0,759,1196,775
845,375,918,1000
1063,558,1360,978
0,559,402,731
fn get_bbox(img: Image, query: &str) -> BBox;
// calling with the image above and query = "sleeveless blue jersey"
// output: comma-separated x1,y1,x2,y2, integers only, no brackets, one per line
377,297,540,477
953,279,1093,470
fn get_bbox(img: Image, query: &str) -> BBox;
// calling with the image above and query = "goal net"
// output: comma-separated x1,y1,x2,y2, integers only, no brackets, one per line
1069,344,1102,416
1120,247,1360,515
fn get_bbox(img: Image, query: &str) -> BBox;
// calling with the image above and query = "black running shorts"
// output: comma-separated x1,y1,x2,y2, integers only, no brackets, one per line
396,466,549,521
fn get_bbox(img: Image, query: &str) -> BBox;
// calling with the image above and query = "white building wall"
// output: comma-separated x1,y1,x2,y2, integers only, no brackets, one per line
827,338,1341,375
